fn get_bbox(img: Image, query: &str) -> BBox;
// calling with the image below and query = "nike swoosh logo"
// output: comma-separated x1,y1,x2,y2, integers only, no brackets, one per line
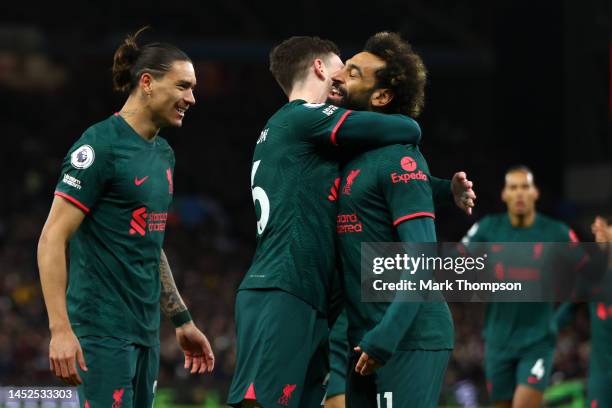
134,176,149,186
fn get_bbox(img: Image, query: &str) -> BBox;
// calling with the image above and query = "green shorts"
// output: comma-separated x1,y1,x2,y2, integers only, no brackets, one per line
327,310,349,399
346,349,450,408
485,340,554,402
77,336,159,408
228,289,329,408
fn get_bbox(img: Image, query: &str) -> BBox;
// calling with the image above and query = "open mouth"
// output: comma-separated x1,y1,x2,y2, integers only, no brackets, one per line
328,82,347,105
329,83,345,99
176,106,187,117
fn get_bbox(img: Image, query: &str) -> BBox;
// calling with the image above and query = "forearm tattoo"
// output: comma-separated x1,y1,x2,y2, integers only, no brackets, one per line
159,250,187,317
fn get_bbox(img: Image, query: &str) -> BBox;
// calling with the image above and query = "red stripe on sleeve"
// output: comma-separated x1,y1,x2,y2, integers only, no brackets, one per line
55,191,90,213
330,110,352,146
393,212,435,226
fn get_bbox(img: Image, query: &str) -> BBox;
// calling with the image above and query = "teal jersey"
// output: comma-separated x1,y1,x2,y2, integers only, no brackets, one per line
462,213,577,350
240,100,422,313
55,114,175,346
337,144,454,358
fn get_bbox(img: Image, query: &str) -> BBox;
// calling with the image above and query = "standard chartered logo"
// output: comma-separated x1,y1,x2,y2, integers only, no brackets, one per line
251,160,270,235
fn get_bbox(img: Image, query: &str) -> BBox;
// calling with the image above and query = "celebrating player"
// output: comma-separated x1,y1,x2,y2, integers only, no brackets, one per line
462,166,577,408
553,216,612,408
332,32,459,408
227,35,471,408
37,28,214,407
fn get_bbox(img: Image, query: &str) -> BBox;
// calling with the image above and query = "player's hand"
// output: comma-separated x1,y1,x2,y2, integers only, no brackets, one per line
451,172,476,215
176,321,215,374
353,346,382,376
49,327,87,386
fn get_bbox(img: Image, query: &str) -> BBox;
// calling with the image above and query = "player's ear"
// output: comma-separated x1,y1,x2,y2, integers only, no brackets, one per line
371,88,394,108
313,58,326,81
533,186,540,201
501,188,508,204
139,72,154,96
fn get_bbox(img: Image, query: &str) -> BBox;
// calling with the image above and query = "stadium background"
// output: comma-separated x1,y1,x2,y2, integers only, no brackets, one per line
0,0,610,406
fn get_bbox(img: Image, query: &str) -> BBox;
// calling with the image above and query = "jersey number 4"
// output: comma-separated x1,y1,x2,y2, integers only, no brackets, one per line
251,160,270,235
530,358,545,380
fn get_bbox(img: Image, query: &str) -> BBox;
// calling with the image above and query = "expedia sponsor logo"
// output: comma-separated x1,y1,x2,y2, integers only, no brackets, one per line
337,213,363,234
391,170,428,184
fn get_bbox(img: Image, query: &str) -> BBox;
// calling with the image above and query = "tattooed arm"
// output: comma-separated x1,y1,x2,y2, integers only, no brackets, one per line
159,249,190,322
160,249,215,374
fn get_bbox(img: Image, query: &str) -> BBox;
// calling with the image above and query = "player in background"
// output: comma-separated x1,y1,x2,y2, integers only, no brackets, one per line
461,166,578,408
37,28,214,407
228,36,472,408
331,32,462,408
553,216,612,408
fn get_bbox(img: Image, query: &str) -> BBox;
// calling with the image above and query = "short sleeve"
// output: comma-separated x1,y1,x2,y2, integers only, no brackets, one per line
294,102,352,146
54,130,113,213
294,102,421,149
377,145,435,227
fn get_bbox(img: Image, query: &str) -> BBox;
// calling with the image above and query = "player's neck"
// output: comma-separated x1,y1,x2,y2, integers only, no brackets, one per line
118,97,160,141
288,79,327,104
508,211,536,228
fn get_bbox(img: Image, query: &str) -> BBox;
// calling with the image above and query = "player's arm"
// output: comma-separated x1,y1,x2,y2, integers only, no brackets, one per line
301,104,421,149
159,250,215,374
561,226,608,294
332,111,422,149
38,196,88,386
356,216,435,374
39,135,110,385
551,302,580,335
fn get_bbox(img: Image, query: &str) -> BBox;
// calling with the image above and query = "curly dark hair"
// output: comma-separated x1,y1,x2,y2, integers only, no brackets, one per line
364,32,427,118
269,36,340,96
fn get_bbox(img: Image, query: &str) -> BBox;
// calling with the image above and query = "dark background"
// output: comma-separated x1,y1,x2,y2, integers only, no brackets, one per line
0,0,610,405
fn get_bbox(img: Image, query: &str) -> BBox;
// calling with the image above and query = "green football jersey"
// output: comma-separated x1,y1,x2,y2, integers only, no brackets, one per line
337,144,454,356
462,213,577,350
54,114,175,346
239,100,422,314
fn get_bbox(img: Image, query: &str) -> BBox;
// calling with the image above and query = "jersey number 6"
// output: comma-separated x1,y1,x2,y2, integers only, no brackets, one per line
251,160,270,235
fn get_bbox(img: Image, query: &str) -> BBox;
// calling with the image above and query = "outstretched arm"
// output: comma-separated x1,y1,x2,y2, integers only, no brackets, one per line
160,250,215,374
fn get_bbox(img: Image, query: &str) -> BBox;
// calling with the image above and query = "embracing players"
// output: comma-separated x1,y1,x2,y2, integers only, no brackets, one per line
228,35,474,408
229,34,475,408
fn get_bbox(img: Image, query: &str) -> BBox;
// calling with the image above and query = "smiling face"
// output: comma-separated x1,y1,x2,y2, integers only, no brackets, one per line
502,170,539,217
328,51,388,111
146,60,196,128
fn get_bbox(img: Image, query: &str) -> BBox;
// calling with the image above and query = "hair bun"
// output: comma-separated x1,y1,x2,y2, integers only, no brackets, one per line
111,26,149,92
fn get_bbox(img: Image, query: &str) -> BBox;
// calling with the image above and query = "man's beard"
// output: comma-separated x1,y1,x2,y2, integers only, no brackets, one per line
329,90,371,111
